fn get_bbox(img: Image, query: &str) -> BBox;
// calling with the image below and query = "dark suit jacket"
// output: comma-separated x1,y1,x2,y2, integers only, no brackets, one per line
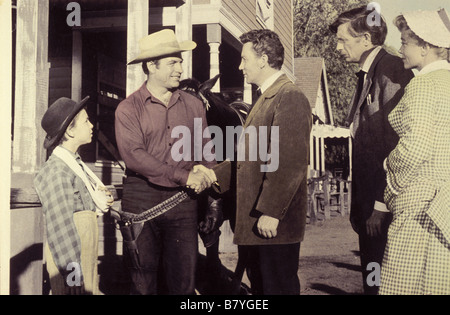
348,48,414,232
213,74,312,245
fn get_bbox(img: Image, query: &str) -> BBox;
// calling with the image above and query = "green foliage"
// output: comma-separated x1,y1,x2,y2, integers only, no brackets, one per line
293,0,369,126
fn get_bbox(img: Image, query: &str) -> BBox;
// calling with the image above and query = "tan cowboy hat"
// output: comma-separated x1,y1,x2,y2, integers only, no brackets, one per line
41,96,90,149
127,29,197,65
403,8,450,48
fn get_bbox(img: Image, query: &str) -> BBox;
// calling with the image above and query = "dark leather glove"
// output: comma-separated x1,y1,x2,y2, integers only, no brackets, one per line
199,196,224,235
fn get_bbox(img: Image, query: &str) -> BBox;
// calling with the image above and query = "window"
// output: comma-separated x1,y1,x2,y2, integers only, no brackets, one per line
96,54,126,166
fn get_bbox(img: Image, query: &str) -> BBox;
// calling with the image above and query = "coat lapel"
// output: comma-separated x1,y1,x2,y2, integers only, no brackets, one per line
244,74,291,127
347,48,387,126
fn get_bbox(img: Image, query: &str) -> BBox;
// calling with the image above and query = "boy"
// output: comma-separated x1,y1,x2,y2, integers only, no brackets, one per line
35,96,113,295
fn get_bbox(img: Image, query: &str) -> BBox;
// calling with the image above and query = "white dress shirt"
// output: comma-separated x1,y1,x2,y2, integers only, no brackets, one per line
259,70,284,94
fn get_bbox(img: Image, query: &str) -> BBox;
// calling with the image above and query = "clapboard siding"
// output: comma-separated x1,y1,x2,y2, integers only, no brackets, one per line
222,0,260,31
274,0,293,75
49,57,71,106
221,0,294,75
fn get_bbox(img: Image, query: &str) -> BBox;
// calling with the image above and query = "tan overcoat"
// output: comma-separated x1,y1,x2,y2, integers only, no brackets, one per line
214,74,312,245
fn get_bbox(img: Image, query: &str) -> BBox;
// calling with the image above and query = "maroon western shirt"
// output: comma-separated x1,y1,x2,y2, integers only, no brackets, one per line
115,83,216,188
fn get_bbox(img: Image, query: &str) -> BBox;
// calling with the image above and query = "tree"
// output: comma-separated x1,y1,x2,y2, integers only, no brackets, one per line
293,0,369,126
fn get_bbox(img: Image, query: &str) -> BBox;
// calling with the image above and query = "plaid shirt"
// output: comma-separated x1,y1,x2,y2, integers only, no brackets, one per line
34,147,95,279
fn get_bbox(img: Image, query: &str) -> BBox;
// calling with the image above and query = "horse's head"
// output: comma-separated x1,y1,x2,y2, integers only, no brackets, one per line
179,74,222,112
179,74,250,127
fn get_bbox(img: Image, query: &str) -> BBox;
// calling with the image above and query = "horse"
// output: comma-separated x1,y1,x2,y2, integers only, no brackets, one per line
180,74,251,294
180,74,250,224
180,74,250,127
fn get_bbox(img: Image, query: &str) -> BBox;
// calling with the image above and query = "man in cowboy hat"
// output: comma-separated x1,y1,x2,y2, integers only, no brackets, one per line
330,6,414,294
115,29,216,295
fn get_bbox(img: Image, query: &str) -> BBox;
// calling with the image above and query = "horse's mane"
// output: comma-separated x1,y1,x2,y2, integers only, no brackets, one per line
179,78,202,95
179,75,250,125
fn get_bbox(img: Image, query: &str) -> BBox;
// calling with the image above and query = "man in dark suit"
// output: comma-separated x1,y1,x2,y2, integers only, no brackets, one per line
195,29,312,295
330,7,414,294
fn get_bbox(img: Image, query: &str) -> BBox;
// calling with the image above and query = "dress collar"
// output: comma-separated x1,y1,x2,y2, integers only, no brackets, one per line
418,60,450,76
139,81,181,107
260,70,284,94
360,46,383,73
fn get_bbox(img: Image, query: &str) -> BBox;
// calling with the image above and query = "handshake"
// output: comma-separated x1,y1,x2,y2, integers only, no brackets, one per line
186,165,217,194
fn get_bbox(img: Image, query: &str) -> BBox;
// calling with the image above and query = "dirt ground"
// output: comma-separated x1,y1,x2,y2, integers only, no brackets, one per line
97,214,363,295
216,214,363,295
298,216,363,295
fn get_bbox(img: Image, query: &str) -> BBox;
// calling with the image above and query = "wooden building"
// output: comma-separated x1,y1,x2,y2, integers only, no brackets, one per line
3,0,295,294
294,57,351,177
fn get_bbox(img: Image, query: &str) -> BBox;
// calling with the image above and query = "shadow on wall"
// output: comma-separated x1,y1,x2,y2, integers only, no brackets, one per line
9,243,43,295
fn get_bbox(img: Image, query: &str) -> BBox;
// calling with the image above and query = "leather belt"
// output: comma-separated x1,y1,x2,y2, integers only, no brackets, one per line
113,170,189,224
115,190,189,224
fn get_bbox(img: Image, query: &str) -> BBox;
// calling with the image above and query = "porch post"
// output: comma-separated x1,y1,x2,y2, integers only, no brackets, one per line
243,83,252,104
13,0,49,174
315,136,320,174
348,136,353,181
320,136,325,175
71,30,82,102
309,131,314,173
207,24,221,92
126,0,149,97
10,0,49,295
0,0,12,295
176,0,193,80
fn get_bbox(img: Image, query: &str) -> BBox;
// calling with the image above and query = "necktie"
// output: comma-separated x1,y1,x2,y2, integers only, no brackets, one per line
347,70,366,135
254,88,262,104
354,70,366,107
346,70,366,128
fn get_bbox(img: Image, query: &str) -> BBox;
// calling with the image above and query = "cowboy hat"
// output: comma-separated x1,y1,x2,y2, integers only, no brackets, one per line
127,29,197,65
403,8,450,48
41,96,90,149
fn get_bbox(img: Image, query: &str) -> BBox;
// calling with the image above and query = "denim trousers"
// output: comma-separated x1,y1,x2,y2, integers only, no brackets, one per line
121,176,198,295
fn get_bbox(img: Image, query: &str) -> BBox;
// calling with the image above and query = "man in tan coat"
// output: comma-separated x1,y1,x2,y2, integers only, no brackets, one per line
196,29,311,295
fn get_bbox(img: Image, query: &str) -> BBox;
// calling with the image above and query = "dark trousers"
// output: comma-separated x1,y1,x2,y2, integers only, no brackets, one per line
240,243,301,295
358,232,388,295
121,176,198,295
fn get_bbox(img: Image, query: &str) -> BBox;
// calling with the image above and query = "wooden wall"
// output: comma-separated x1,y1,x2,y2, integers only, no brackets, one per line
222,0,260,31
274,0,294,75
10,0,49,295
49,58,72,105
221,0,294,76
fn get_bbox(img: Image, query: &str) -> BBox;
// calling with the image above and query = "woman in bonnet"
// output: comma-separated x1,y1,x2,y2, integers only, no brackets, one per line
34,97,114,295
381,8,450,294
